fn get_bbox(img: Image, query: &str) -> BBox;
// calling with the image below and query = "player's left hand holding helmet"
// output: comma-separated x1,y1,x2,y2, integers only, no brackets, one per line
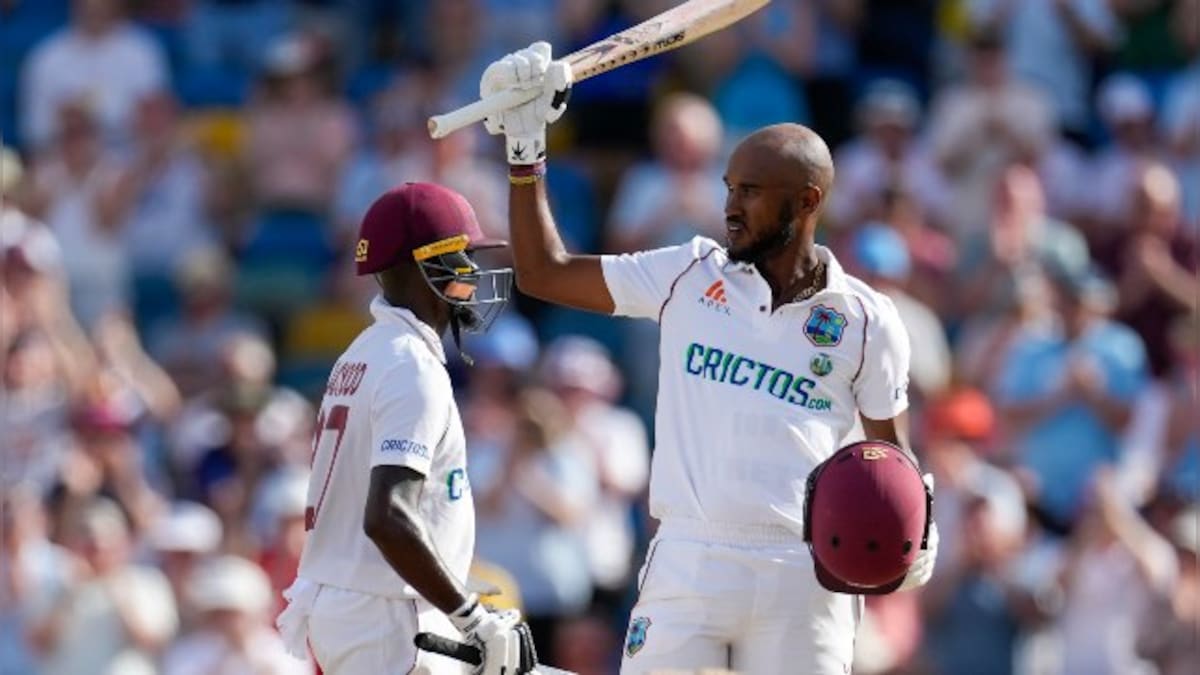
795,440,939,594
479,41,573,165
450,594,539,675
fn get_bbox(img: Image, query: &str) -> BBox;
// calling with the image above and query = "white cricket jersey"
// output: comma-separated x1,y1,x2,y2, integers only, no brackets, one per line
601,237,910,529
297,296,474,599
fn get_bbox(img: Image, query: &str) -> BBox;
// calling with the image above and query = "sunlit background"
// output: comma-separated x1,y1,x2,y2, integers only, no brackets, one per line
1,1,1197,674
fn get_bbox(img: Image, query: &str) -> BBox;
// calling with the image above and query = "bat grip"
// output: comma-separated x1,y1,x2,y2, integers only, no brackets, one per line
414,632,482,666
427,87,541,139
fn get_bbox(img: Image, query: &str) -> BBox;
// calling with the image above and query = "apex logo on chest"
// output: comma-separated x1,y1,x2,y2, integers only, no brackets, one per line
697,280,732,315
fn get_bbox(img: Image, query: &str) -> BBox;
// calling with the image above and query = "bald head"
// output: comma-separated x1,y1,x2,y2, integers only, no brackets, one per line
737,124,835,195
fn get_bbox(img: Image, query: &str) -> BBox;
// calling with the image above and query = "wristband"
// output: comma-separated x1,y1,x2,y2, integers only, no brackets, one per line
508,161,546,186
449,593,486,633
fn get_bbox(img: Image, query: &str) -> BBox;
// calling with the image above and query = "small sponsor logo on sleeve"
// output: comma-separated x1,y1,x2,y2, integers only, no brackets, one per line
379,439,430,459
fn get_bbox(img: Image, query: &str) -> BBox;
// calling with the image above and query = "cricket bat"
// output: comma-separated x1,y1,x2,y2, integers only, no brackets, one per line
426,0,771,139
415,633,575,675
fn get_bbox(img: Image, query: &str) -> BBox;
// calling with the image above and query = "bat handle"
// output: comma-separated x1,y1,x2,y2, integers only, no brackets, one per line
427,87,541,139
415,632,578,675
414,632,482,666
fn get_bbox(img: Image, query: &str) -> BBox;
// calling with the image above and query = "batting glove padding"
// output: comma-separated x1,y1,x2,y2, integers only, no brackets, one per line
449,596,538,675
479,41,573,165
898,474,939,591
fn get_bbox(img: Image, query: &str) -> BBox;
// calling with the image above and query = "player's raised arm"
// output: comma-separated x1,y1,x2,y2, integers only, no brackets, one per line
479,42,615,315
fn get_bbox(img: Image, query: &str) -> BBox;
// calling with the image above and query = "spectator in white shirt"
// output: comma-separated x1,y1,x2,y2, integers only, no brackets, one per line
20,0,169,151
163,555,312,675
537,336,650,610
1052,469,1178,675
828,79,951,232
928,29,1056,239
29,497,178,675
23,100,129,328
1087,73,1168,234
107,91,214,289
968,0,1122,143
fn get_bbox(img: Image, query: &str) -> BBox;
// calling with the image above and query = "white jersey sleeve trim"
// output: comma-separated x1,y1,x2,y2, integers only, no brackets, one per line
600,237,723,321
851,291,912,420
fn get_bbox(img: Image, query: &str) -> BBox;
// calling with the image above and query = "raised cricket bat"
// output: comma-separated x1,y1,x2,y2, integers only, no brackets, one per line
426,0,771,139
415,633,575,674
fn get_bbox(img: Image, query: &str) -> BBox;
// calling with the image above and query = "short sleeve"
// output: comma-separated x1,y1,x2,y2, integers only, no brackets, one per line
853,296,912,420
600,237,717,320
369,356,451,475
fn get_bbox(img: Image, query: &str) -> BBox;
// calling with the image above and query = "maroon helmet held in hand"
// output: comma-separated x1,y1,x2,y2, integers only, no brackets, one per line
802,440,933,594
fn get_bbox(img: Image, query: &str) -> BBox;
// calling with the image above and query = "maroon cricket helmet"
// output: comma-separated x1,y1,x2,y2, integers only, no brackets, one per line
354,182,506,276
802,440,932,594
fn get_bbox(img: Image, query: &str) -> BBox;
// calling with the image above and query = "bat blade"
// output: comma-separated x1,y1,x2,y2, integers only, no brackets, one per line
427,0,771,138
563,0,770,81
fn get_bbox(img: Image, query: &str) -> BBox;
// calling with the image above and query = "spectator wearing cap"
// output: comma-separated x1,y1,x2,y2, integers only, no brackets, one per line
993,265,1147,534
927,28,1056,239
145,501,223,631
19,0,169,151
537,335,649,612
162,555,311,675
1086,73,1168,234
29,497,178,675
44,390,166,540
848,223,951,404
827,79,951,232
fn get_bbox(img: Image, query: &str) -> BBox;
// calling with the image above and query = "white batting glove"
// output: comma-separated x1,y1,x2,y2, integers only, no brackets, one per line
899,473,939,591
479,41,572,165
449,595,538,675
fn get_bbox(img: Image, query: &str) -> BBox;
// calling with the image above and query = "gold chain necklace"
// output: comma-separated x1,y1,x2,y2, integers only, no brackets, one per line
788,261,826,303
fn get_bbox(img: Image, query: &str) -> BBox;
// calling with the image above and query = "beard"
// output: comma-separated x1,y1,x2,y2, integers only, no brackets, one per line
727,202,796,264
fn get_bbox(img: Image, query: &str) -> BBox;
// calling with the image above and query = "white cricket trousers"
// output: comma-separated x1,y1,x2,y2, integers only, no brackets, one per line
619,519,863,675
290,582,470,675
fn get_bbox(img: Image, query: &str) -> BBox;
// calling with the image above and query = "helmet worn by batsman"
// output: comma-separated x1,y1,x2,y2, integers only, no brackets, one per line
802,440,933,594
354,182,512,360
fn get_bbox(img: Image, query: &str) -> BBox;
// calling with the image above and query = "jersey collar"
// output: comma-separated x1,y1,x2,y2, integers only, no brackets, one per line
369,295,447,363
727,244,852,300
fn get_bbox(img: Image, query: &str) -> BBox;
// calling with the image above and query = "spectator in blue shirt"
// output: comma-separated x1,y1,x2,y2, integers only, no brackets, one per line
995,265,1147,533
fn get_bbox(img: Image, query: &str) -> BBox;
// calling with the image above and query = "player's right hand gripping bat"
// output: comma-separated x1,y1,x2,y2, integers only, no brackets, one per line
415,633,576,675
426,0,771,139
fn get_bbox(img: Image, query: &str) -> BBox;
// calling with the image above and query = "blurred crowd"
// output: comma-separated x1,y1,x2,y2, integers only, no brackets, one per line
1,1,1198,674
